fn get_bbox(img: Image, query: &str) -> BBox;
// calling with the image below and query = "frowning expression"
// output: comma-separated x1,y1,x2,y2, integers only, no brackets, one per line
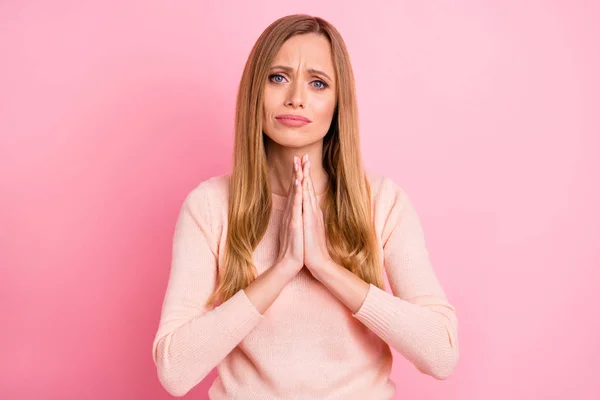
262,33,337,148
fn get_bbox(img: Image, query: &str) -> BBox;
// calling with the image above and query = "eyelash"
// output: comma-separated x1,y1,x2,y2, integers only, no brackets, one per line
268,73,329,90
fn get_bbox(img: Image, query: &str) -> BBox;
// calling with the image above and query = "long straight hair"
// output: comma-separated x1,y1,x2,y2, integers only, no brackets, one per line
206,14,385,307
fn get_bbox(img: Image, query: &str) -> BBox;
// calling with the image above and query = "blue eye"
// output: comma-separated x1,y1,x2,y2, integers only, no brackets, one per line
312,80,328,90
269,74,286,83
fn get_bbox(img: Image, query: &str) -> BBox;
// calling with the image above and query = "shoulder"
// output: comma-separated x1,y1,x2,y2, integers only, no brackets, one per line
185,173,231,207
366,173,416,242
366,173,407,208
180,174,231,233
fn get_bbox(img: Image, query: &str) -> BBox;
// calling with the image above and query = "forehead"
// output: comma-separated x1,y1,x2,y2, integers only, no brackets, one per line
272,33,334,73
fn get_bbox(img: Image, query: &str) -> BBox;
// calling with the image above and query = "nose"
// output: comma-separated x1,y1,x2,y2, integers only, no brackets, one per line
285,79,305,109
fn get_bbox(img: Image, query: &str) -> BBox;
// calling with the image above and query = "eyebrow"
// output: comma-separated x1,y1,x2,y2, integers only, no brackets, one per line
270,65,333,82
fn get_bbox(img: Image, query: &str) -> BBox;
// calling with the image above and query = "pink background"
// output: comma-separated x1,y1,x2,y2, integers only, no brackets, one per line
1,1,599,399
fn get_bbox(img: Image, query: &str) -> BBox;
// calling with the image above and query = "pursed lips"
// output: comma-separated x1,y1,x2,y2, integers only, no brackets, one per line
275,114,311,123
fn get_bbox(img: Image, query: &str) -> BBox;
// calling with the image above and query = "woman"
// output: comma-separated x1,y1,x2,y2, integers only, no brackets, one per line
152,14,459,399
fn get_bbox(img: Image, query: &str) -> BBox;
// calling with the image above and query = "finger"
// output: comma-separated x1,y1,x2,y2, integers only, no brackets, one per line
307,160,318,212
295,155,303,183
304,159,315,212
292,173,302,224
285,156,299,211
302,160,313,218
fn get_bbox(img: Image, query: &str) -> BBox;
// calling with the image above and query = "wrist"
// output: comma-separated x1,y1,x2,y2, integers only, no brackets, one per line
274,259,301,281
312,259,337,283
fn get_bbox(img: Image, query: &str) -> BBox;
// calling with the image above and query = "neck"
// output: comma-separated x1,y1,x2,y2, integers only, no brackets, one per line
265,139,328,197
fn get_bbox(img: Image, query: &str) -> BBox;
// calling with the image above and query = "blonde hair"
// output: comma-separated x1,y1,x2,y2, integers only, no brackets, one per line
206,14,385,307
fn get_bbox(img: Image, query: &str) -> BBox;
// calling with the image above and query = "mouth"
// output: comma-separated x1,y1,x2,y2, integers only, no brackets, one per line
275,114,311,127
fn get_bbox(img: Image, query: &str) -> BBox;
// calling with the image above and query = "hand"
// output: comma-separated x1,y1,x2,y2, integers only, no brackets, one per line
275,156,305,275
301,155,335,278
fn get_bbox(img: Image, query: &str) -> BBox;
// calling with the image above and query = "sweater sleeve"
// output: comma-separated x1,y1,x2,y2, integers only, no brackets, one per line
353,178,459,380
152,182,264,397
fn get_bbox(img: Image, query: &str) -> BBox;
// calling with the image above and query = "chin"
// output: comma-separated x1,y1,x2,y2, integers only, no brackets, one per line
265,131,305,146
275,137,311,148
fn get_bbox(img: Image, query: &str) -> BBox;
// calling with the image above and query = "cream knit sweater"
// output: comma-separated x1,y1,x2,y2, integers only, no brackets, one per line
152,173,459,399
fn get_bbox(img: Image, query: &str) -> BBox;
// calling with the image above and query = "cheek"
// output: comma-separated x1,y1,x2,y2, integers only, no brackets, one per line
262,93,274,126
312,95,337,122
263,88,281,118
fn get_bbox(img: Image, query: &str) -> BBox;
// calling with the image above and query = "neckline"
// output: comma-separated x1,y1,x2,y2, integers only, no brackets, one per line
271,190,327,210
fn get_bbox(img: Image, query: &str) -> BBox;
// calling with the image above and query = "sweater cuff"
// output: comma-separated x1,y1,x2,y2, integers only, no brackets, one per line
352,283,398,340
214,289,264,341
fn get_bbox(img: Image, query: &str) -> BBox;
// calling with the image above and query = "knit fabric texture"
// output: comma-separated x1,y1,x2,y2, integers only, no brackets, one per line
152,173,459,399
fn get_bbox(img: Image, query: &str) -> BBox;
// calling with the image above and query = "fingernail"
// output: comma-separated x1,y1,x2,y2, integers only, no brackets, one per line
307,161,310,168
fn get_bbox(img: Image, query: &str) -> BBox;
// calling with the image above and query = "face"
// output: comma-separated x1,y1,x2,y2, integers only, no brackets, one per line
262,33,337,148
